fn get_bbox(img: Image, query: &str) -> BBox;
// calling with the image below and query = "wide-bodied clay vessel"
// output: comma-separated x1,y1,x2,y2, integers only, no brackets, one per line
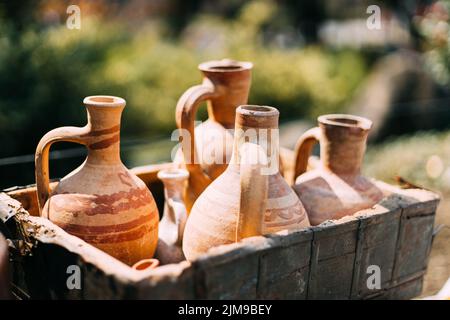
35,96,159,266
292,114,383,226
175,59,252,210
155,168,189,264
183,105,310,261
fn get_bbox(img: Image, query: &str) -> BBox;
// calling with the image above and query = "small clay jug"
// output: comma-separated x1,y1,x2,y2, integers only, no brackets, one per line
292,114,383,225
0,234,10,299
35,96,159,266
183,105,310,261
155,168,189,264
175,59,252,210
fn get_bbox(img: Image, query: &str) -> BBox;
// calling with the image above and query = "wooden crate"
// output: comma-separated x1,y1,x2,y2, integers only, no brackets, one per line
0,164,440,300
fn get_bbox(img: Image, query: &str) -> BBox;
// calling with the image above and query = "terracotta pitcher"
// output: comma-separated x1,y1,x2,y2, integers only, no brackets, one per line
183,105,310,261
35,96,159,266
155,168,189,264
292,114,383,226
175,59,252,210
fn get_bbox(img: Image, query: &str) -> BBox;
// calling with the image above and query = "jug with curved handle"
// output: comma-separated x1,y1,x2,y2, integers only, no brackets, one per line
292,114,383,225
182,105,309,261
35,96,159,266
175,59,253,210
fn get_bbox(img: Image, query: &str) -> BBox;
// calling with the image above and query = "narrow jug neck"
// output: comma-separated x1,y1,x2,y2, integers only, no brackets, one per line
200,60,252,128
320,125,369,176
231,105,280,174
84,102,124,166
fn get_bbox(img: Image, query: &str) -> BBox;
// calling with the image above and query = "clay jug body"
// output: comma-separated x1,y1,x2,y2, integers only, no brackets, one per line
155,168,189,264
292,114,383,226
35,96,159,266
175,59,252,210
183,105,310,261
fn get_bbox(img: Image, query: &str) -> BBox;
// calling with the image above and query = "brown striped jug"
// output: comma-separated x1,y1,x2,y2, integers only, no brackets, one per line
183,105,310,261
35,96,159,266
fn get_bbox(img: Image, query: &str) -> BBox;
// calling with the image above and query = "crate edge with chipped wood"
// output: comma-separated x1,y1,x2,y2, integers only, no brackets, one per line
0,162,440,299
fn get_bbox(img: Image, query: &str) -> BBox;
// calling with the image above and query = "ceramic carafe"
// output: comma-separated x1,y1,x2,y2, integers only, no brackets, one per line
292,114,383,226
183,105,310,261
35,96,159,266
155,168,189,264
175,59,252,210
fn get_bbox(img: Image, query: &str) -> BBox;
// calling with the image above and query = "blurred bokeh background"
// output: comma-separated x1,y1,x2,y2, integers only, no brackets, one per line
0,0,449,296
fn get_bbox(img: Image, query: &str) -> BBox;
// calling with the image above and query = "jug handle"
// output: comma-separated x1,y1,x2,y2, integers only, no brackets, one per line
236,143,268,242
35,126,90,215
292,127,321,185
175,82,216,196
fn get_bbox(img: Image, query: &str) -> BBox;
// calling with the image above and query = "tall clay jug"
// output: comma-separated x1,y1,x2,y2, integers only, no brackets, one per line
155,168,189,264
175,59,252,210
183,105,310,261
35,96,159,266
292,114,383,226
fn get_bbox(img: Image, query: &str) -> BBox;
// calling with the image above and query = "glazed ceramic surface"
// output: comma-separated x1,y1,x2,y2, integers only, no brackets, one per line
292,114,383,226
175,59,252,209
183,105,310,261
35,96,159,265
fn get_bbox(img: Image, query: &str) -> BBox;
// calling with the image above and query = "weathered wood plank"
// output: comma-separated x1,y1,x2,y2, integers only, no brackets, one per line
307,219,360,299
257,230,312,299
191,236,273,299
351,195,402,298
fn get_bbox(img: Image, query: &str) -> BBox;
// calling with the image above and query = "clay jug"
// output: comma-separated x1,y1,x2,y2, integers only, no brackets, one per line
175,59,252,210
35,96,159,266
155,168,189,264
183,105,310,261
292,114,384,226
0,234,10,299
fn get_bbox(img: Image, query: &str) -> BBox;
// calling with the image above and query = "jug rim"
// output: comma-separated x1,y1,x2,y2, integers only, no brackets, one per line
84,95,126,108
131,258,160,271
237,105,279,117
318,114,372,130
199,59,253,72
157,168,189,181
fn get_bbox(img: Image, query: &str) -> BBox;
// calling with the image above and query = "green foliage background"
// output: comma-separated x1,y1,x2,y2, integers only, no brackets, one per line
0,0,367,159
